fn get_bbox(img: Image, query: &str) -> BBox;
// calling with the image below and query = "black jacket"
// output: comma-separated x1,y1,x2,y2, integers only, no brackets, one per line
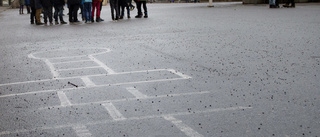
53,0,65,6
67,0,81,5
41,0,54,7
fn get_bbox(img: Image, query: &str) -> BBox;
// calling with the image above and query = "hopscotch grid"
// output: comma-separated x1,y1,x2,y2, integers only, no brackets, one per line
0,106,252,136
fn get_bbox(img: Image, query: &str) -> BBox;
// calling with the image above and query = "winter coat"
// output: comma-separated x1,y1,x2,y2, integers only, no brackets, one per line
68,0,81,5
34,0,42,9
40,0,54,7
53,0,65,6
25,0,30,5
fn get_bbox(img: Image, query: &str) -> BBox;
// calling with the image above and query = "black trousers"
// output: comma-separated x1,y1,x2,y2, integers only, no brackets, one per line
69,4,80,22
30,7,36,23
136,1,147,15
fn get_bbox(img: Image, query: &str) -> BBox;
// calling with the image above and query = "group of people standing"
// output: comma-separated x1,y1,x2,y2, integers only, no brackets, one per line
18,0,148,25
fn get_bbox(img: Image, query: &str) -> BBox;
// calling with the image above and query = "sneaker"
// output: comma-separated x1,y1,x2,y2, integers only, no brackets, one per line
119,16,123,19
100,18,104,21
128,15,131,18
74,20,81,24
144,15,148,18
61,21,67,24
55,21,59,25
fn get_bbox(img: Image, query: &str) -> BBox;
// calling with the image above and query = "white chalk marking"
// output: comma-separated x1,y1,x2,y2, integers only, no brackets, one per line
39,91,211,110
81,77,96,87
57,66,101,71
57,91,71,106
167,69,192,79
1,106,252,136
73,125,92,137
164,115,203,137
126,87,148,99
102,102,126,121
51,60,92,65
88,55,116,74
44,59,60,78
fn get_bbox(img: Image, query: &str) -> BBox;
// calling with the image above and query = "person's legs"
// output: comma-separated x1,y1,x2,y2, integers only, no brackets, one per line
35,8,43,24
30,7,36,24
69,5,74,22
48,6,53,23
96,2,101,21
73,4,80,21
43,7,48,23
142,1,147,18
135,1,142,18
92,1,97,21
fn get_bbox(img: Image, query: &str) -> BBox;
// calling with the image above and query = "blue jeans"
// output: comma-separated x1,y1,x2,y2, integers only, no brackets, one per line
54,5,64,22
84,2,92,21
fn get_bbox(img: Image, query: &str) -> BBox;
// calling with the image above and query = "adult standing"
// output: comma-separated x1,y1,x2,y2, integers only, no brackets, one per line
135,0,147,18
68,0,82,23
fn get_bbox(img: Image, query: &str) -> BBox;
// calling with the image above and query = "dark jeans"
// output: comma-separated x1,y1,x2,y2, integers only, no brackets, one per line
110,0,119,20
54,5,64,22
30,7,36,23
69,4,80,22
43,6,53,23
136,1,147,15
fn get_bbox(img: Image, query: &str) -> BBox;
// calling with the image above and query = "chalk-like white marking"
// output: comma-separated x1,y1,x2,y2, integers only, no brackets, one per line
102,102,126,120
81,77,96,87
44,59,60,78
57,91,71,106
126,87,148,99
73,125,92,137
57,66,100,71
167,69,192,79
1,106,252,136
51,60,92,65
39,91,211,110
164,115,203,137
88,55,116,74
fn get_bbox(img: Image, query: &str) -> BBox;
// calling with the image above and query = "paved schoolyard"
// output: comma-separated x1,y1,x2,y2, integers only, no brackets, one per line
0,2,320,137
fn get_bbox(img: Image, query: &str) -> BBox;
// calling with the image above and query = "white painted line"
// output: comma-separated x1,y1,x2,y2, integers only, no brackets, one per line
44,59,59,78
73,125,92,137
126,87,148,99
81,77,96,87
167,69,192,79
57,91,71,106
102,102,126,121
39,91,211,110
0,77,189,98
1,106,252,136
57,66,101,71
164,115,203,137
88,55,116,74
0,69,187,87
51,60,93,65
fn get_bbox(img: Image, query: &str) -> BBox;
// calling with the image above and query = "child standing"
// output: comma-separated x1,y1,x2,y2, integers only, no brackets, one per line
19,0,25,14
83,0,92,23
41,0,54,25
53,0,67,24
91,0,102,22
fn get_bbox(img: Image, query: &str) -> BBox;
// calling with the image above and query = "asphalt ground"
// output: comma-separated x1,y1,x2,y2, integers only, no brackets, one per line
0,2,320,137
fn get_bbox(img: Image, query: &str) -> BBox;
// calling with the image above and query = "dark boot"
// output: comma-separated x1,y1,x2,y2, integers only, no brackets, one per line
144,12,148,18
135,12,142,18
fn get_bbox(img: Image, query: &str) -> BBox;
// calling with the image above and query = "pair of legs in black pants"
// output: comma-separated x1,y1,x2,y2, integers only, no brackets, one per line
135,1,147,18
69,4,80,22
